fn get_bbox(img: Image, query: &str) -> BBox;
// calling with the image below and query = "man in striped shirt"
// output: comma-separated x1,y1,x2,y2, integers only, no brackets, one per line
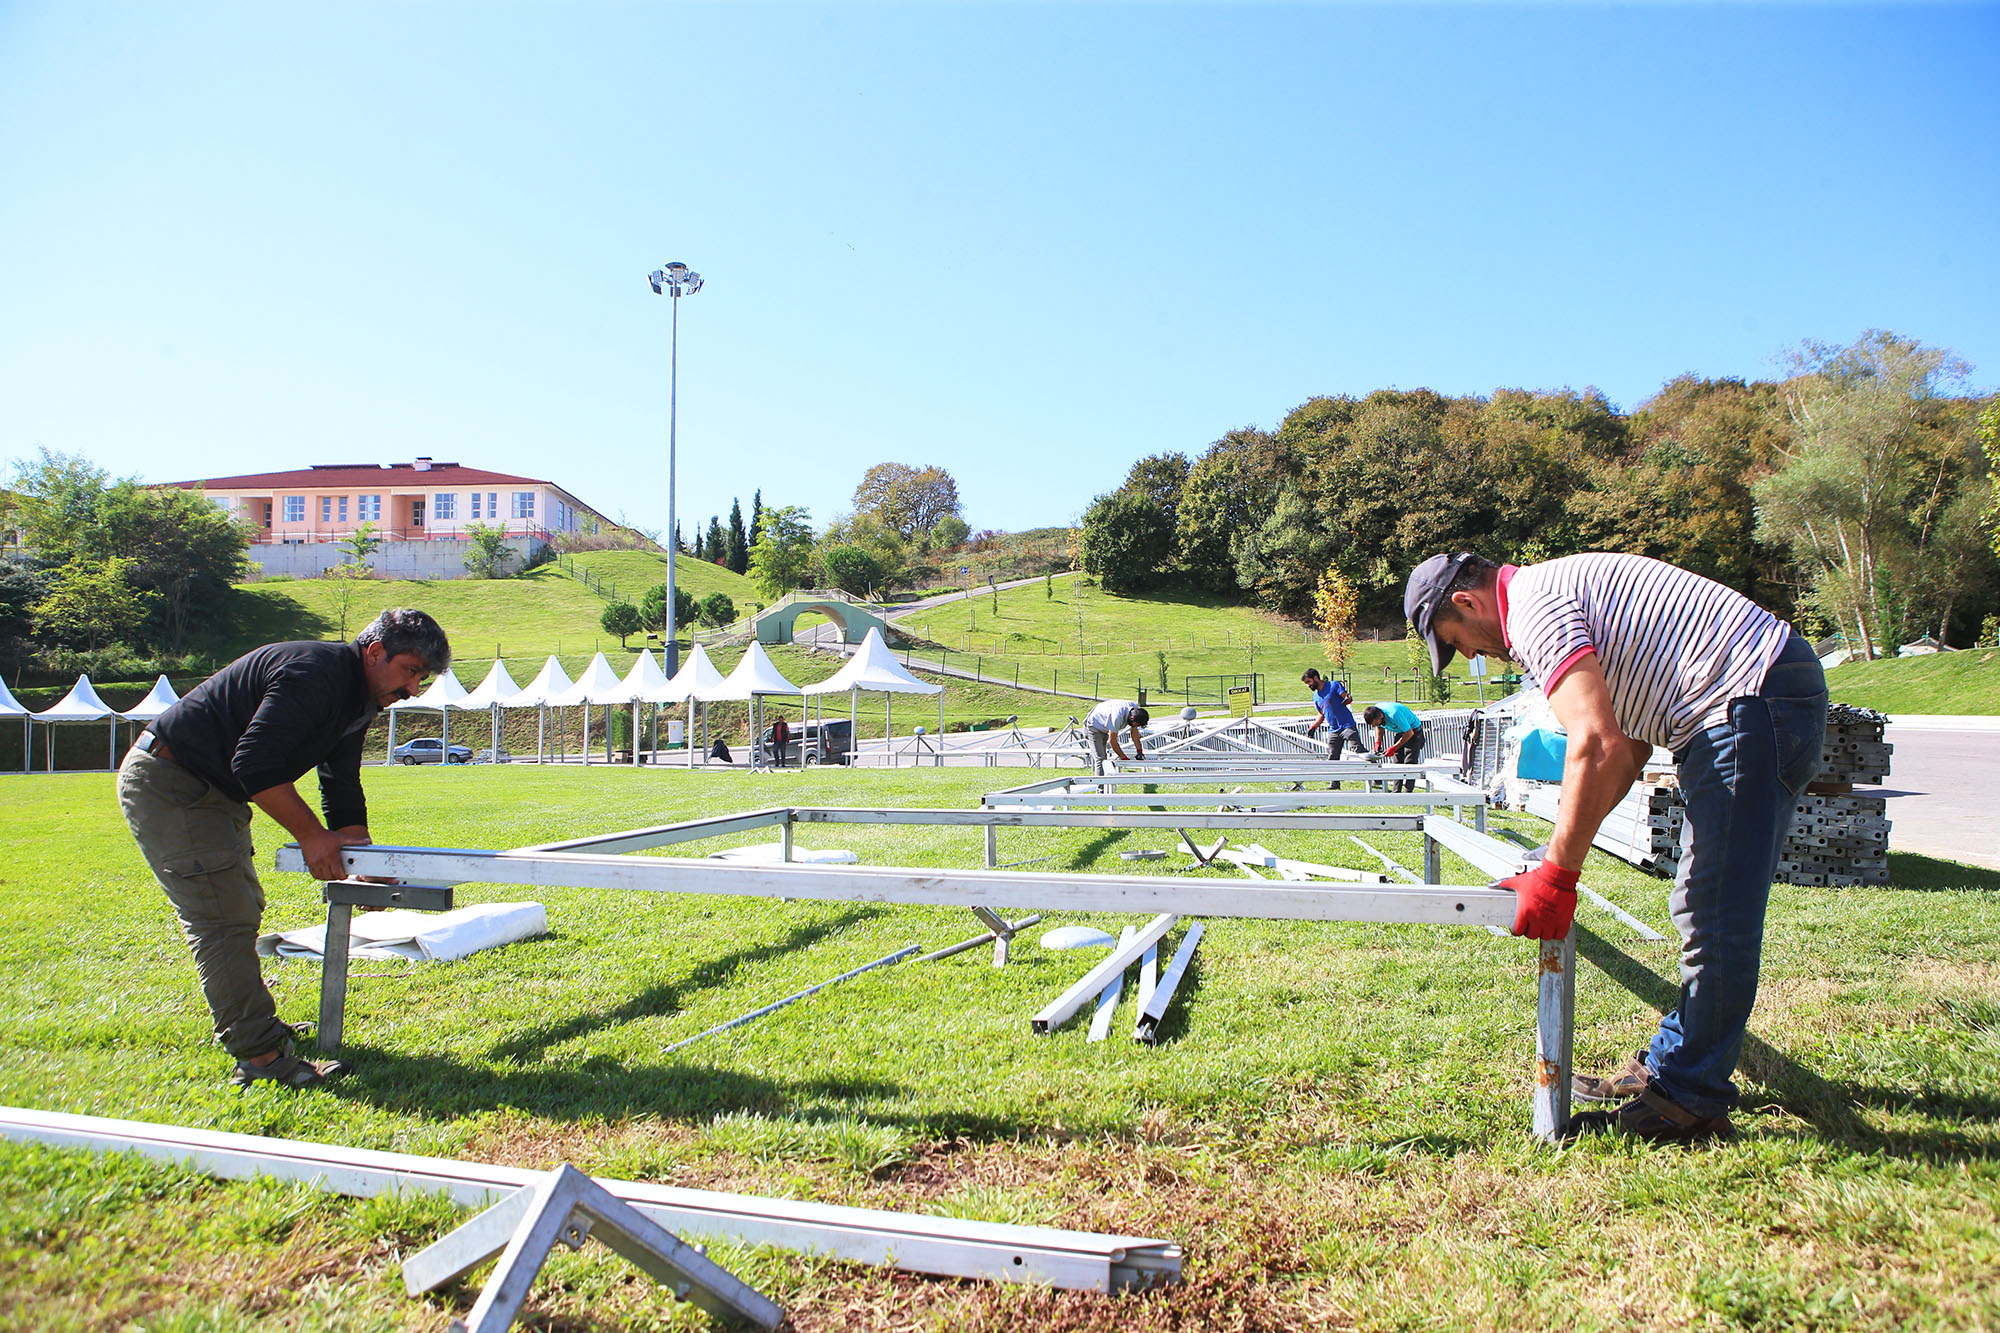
1405,551,1827,1142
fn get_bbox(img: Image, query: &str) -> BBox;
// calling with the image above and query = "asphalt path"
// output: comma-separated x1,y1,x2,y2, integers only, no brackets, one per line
1877,720,2000,872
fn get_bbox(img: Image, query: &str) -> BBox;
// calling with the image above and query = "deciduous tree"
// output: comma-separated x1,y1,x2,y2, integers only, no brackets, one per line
748,506,815,600
852,463,961,541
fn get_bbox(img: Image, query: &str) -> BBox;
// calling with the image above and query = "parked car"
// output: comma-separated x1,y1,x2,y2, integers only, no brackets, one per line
474,747,512,764
392,737,473,765
791,719,853,766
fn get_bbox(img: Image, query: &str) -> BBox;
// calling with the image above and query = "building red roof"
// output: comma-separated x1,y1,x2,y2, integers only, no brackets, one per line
170,462,565,492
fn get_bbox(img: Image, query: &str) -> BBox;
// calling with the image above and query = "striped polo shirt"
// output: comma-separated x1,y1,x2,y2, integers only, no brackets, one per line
1499,553,1791,753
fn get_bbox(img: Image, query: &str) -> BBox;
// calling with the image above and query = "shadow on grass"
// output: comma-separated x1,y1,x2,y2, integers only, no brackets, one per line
1574,924,1998,1162
1885,850,2000,892
486,907,884,1063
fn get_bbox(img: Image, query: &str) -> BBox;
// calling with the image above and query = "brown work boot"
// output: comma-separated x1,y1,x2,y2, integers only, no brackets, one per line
231,1038,352,1089
1573,1052,1651,1103
1613,1087,1733,1143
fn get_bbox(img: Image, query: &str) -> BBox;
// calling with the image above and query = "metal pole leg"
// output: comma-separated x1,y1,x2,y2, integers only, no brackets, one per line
319,900,352,1052
1533,931,1576,1140
984,824,997,870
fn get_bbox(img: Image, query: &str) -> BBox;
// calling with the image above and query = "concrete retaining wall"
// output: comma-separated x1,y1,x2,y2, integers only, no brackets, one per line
246,536,546,581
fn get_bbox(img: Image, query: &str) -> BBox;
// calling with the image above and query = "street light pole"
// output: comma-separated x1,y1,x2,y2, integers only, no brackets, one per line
648,262,703,676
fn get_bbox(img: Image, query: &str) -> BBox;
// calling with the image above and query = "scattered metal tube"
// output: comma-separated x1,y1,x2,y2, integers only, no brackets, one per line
663,946,920,1054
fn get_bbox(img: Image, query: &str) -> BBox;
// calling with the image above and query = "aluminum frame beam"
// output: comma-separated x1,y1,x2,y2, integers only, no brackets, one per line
1033,914,1180,1034
1134,922,1205,1044
275,844,1518,929
980,790,1483,812
0,1108,1182,1292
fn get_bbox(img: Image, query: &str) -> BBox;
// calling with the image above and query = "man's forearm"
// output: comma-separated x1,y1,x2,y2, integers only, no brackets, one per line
1547,732,1650,869
250,782,330,846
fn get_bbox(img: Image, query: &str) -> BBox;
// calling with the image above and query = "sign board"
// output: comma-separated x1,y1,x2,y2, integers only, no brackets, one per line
1469,654,1488,678
1227,686,1256,718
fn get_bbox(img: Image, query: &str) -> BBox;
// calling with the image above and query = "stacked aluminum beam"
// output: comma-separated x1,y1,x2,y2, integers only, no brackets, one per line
1777,703,1893,886
1523,782,1684,877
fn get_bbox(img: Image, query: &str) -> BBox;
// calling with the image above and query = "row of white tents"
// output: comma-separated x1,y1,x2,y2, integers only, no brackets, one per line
4,628,942,773
0,672,182,771
388,626,941,768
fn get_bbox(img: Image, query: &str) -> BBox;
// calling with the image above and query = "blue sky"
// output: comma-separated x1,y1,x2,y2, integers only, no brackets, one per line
2,3,1995,538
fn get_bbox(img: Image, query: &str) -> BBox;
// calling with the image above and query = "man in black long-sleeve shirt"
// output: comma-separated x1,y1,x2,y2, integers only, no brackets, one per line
117,609,451,1088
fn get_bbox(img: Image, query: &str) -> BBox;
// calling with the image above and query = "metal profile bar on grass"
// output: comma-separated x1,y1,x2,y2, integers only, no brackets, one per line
661,946,920,1055
0,1108,1181,1292
914,914,1043,965
1088,925,1135,1042
403,1163,784,1331
1135,922,1205,1044
980,791,1482,812
1033,914,1181,1034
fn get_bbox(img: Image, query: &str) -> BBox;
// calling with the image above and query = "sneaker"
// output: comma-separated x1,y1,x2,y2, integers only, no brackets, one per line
1612,1087,1733,1143
1573,1052,1651,1104
231,1039,352,1089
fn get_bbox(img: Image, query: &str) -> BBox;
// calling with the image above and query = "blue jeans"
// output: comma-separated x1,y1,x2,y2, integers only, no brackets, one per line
1647,632,1826,1116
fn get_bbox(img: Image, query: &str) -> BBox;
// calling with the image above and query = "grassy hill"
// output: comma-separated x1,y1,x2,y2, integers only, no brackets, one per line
887,575,1480,708
1824,647,2000,714
565,549,758,607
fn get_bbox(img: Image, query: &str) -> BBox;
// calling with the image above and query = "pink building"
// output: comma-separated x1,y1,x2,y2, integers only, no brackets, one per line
170,458,605,545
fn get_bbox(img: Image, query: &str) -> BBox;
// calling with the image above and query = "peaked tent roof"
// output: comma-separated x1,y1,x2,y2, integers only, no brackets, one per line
458,660,523,710
620,650,676,704
120,675,183,722
389,667,470,711
659,643,728,704
38,675,117,721
549,652,631,707
710,642,801,701
0,674,31,717
802,628,941,696
505,656,577,708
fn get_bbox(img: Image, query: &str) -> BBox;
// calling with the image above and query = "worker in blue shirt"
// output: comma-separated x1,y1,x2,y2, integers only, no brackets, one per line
1301,668,1364,788
1362,701,1426,792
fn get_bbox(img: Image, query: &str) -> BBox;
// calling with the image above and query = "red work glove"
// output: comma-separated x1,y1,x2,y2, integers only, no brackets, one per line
1498,860,1580,940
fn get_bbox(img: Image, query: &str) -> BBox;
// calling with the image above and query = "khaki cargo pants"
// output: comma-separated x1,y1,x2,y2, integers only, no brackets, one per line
118,747,292,1060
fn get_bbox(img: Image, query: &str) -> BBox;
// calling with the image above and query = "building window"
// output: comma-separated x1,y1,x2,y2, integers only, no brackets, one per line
470,492,482,519
338,496,350,523
486,492,498,518
411,499,425,528
263,502,273,528
358,495,381,521
320,496,332,525
433,492,456,520
283,496,305,523
512,491,536,519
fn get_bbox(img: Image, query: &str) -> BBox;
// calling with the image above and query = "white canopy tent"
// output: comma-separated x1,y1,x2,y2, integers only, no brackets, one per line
119,675,181,725
618,650,675,767
801,627,943,757
505,656,578,763
32,674,119,771
710,642,801,767
457,660,523,762
548,652,633,765
0,674,29,772
383,668,470,764
660,643,728,768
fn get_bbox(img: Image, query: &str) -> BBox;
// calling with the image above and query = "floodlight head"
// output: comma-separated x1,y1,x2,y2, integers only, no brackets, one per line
648,262,703,298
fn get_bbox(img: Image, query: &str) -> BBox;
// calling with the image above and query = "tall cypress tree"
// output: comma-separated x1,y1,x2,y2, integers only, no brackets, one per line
705,515,726,563
726,498,749,575
749,489,764,548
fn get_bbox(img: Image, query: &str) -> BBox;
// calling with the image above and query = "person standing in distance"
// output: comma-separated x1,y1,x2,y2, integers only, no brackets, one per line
118,609,452,1089
1083,698,1149,773
1405,551,1825,1142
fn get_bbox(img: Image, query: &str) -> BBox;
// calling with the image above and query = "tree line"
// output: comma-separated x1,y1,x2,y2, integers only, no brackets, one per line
1080,331,2000,655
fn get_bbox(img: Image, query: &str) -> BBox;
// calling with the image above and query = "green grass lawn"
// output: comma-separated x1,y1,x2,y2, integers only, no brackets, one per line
2,767,1997,1329
1825,648,2000,715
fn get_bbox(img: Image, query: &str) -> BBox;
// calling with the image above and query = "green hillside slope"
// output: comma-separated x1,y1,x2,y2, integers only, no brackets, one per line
567,550,758,605
889,577,1475,706
1824,648,2000,714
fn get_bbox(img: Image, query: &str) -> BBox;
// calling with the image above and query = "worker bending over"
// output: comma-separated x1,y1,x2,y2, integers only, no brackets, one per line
1405,550,1824,1143
1084,698,1149,772
1361,701,1425,791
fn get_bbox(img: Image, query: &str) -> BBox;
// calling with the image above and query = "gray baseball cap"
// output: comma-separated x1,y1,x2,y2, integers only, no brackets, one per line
1404,552,1477,676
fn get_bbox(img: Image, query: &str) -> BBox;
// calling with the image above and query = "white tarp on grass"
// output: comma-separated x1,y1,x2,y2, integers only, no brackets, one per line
258,902,548,963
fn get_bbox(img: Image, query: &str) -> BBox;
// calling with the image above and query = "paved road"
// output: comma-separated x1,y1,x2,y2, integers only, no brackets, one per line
1878,721,2000,871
